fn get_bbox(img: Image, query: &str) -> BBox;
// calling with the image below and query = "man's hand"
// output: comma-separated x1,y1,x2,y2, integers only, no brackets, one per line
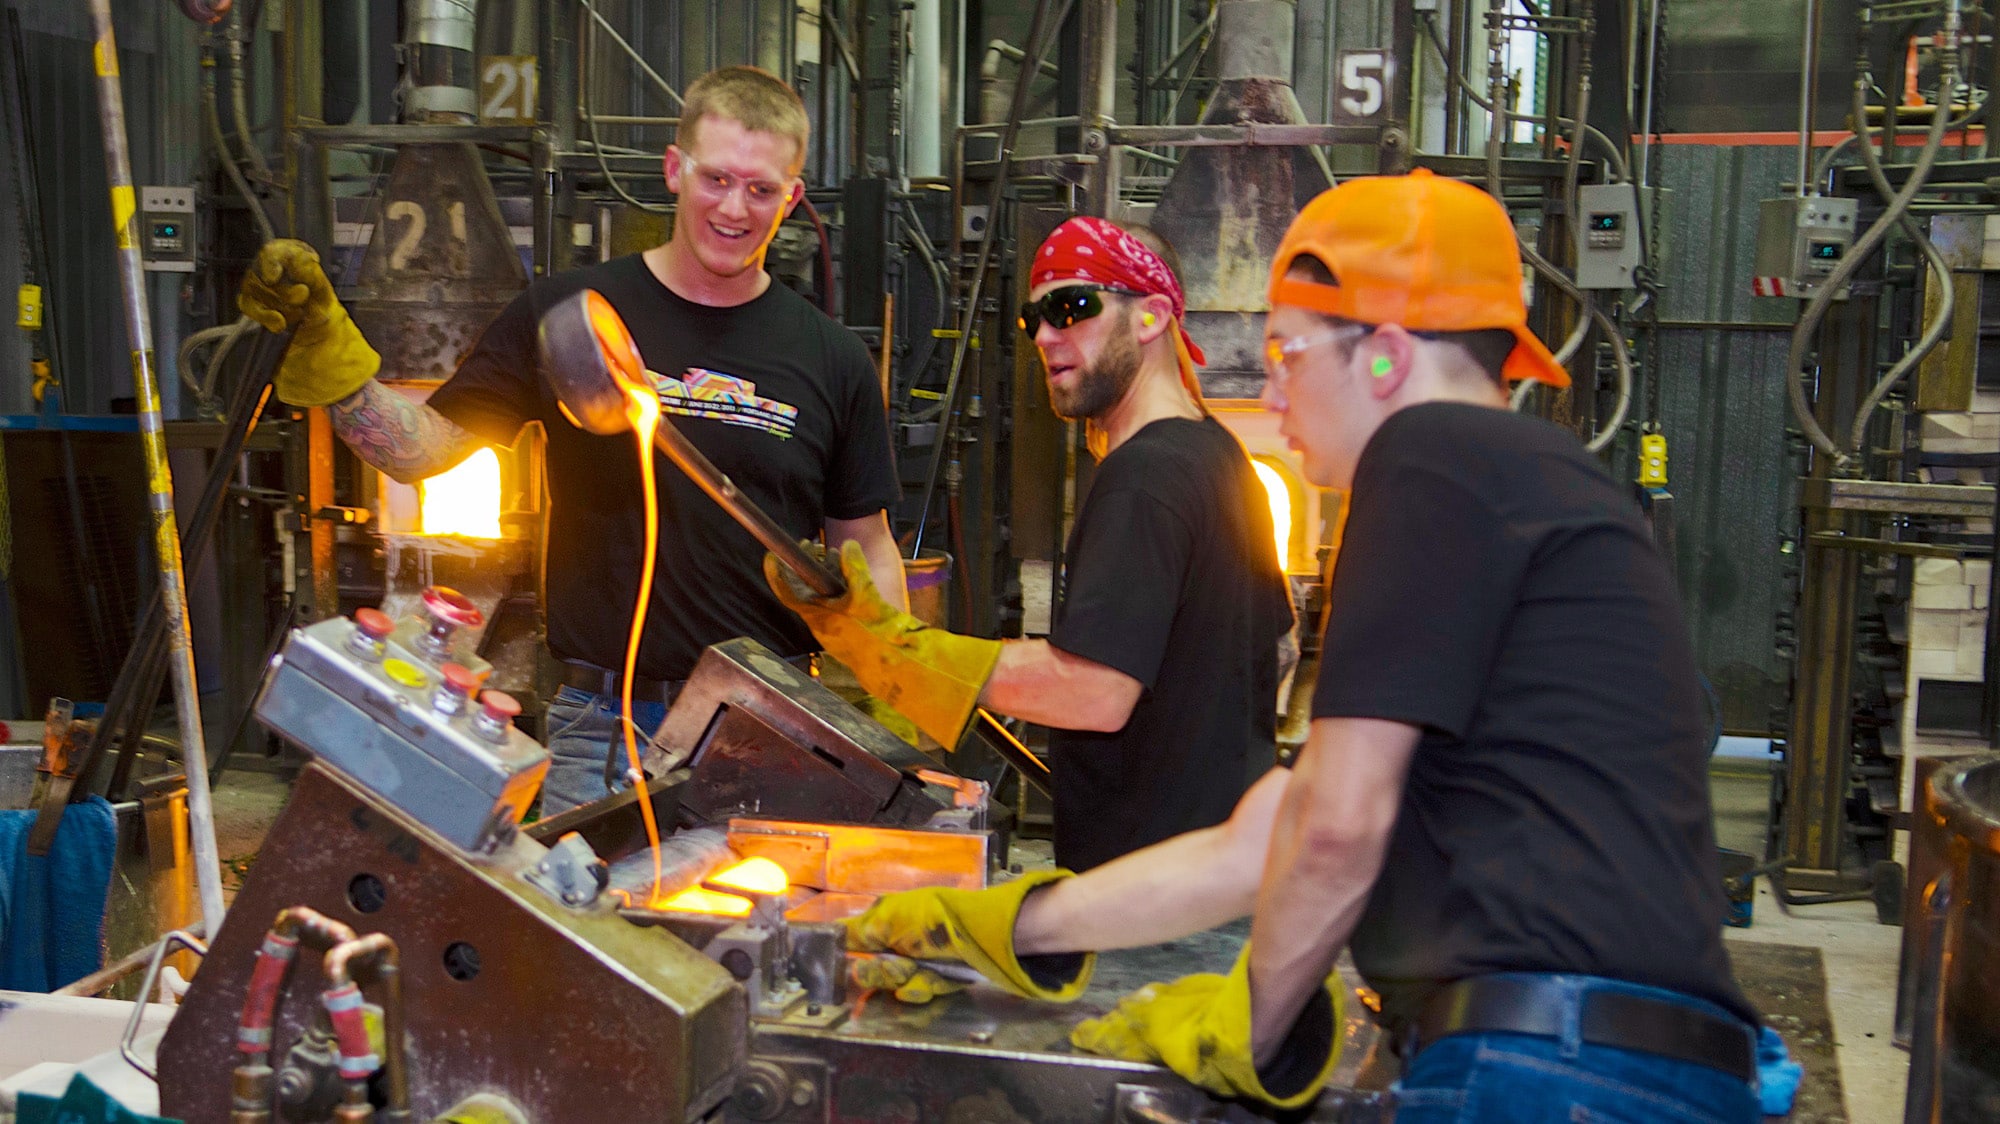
238,239,380,407
766,540,1001,748
1070,941,1343,1110
844,870,1094,1003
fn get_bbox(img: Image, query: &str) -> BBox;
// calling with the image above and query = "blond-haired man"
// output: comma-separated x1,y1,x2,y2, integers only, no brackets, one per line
239,66,906,811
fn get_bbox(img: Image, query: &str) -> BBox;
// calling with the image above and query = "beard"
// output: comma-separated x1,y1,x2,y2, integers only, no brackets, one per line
1049,316,1142,420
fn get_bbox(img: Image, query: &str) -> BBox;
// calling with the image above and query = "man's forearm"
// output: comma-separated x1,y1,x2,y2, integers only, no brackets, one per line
980,639,1141,731
327,379,486,484
1013,767,1291,955
1246,718,1418,1062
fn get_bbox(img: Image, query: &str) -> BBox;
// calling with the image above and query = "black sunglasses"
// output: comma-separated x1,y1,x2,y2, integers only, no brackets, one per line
1018,284,1146,336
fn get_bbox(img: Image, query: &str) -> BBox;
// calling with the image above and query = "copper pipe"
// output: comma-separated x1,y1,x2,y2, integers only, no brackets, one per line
878,292,895,416
232,906,359,1119
324,934,410,1122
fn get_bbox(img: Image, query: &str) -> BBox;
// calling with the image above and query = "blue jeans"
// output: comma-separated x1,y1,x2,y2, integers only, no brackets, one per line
1393,975,1761,1124
541,684,671,814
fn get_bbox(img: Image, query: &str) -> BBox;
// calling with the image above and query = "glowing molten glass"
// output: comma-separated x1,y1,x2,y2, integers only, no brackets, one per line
654,886,754,918
417,448,503,539
705,856,789,897
1251,458,1294,573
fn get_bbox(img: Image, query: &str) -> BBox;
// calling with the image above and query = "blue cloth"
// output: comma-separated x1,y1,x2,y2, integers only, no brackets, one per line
0,795,116,992
1757,1025,1804,1115
1393,973,1762,1124
17,1072,180,1124
542,685,670,814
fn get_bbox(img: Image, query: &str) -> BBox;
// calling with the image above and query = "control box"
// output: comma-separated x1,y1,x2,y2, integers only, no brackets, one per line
1572,183,1644,290
1752,195,1858,299
140,186,197,273
254,609,548,853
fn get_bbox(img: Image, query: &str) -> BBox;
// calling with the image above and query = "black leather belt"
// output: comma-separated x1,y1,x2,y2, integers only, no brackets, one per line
1414,975,1756,1084
560,663,679,705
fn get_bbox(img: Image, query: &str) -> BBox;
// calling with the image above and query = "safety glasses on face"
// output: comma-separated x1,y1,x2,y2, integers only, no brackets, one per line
1263,323,1370,390
1018,284,1147,337
680,155,792,207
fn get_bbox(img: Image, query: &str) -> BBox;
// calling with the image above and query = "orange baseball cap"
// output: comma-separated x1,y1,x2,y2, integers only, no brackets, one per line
1266,168,1569,387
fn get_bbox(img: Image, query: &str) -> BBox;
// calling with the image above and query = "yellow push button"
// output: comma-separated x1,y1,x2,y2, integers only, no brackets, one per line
382,658,430,689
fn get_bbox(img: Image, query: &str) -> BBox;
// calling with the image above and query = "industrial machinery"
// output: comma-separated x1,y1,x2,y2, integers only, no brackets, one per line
155,599,1390,1122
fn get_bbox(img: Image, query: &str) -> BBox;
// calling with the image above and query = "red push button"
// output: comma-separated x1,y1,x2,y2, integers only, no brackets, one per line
354,607,393,640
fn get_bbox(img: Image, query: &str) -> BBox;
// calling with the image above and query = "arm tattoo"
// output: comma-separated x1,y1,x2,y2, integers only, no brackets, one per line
327,380,486,484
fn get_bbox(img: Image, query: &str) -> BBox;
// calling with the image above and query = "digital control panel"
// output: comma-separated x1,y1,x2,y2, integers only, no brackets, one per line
1572,183,1644,290
140,186,197,274
1752,195,1858,299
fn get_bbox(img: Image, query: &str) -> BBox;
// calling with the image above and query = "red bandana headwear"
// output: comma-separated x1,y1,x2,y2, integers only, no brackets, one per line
1031,217,1207,402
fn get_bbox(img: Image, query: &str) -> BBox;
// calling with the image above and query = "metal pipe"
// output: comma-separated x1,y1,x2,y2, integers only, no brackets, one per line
913,0,1075,557
323,934,410,1122
1637,0,1663,186
1485,0,1508,198
402,0,479,122
910,0,942,178
84,0,226,937
1799,0,1822,196
1901,872,1951,1122
578,0,682,108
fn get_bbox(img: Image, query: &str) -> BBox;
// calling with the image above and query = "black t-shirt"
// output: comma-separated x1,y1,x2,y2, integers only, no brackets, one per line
427,255,899,680
1312,401,1755,1026
1049,416,1293,872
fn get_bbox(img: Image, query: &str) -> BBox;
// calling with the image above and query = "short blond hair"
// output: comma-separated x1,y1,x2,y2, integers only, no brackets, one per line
679,66,810,171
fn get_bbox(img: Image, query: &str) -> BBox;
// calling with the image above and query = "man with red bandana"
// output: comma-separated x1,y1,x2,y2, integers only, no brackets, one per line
773,216,1294,872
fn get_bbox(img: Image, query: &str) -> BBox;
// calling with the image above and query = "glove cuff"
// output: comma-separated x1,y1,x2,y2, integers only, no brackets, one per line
1226,943,1343,1110
962,869,1096,1001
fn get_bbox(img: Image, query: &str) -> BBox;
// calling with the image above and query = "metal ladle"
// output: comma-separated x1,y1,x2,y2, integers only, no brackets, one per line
536,289,847,599
532,288,844,600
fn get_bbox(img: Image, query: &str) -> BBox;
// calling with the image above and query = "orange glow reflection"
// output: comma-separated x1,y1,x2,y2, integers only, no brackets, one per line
417,448,503,539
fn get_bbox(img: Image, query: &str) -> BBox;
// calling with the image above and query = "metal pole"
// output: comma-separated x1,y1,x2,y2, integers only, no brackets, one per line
84,0,226,934
1798,0,1821,195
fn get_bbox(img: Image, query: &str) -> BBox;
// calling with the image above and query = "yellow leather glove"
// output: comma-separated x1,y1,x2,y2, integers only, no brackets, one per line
1070,942,1344,1110
854,693,923,747
845,869,1093,1002
848,952,974,1004
238,239,381,407
765,540,1001,749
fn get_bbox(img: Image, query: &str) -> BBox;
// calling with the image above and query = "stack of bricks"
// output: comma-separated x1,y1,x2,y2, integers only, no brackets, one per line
1910,558,1993,682
1918,389,2000,492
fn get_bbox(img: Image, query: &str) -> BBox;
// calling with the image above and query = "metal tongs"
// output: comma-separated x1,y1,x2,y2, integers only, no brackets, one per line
535,288,848,600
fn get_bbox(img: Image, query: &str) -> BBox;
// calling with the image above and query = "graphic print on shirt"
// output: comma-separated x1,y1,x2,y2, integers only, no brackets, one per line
650,367,800,439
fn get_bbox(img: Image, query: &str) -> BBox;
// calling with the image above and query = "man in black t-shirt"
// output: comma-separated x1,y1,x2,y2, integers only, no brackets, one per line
239,67,905,812
771,216,1293,871
842,172,1762,1122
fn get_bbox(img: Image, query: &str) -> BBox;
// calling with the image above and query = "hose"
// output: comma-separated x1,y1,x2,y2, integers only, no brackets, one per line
1784,3,1960,468
1847,71,1957,454
227,2,271,187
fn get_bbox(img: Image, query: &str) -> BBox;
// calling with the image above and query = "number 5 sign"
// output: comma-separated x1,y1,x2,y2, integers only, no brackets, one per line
1333,49,1392,124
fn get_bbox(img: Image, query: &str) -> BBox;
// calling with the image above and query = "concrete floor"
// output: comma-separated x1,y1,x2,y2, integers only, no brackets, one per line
1709,763,1906,1123
205,757,1911,1121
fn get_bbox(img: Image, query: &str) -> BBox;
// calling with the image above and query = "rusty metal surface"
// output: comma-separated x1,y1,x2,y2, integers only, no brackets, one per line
343,143,528,383
657,640,962,830
157,764,746,1123
744,924,1391,1122
1149,75,1332,389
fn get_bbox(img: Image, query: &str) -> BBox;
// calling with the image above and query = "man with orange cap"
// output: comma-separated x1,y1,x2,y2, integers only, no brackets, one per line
772,215,1293,873
828,171,1763,1122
